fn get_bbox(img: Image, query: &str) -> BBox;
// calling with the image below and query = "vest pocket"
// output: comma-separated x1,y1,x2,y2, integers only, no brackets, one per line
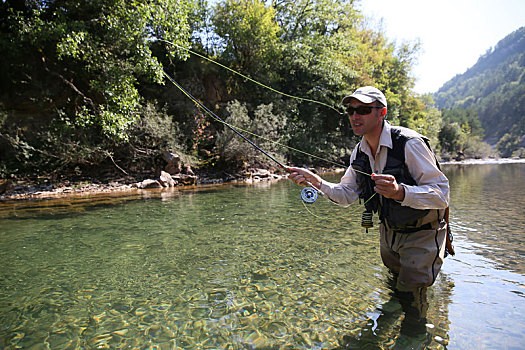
380,198,430,230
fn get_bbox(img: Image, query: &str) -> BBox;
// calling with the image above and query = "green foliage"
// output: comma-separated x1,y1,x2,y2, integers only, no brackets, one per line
215,100,288,169
213,0,280,73
126,102,189,168
437,105,494,158
441,107,484,138
438,119,495,159
497,132,525,158
512,147,525,158
462,136,497,159
0,0,196,177
0,0,452,180
439,122,465,154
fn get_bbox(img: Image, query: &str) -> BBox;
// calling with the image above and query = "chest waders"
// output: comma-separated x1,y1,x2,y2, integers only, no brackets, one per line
352,127,455,256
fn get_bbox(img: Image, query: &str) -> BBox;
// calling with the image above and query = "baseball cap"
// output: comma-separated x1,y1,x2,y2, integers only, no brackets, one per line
342,86,387,108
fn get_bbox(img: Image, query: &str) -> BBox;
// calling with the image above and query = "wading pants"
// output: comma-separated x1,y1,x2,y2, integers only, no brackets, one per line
379,220,447,334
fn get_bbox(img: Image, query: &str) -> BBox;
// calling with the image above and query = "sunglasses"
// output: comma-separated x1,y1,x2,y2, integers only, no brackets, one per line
346,105,384,115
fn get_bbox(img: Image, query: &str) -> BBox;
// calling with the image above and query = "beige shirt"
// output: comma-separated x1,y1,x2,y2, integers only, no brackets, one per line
320,122,450,209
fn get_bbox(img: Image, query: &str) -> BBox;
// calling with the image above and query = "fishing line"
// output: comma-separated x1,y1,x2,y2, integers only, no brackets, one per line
163,70,331,207
162,70,376,208
159,43,376,222
162,71,349,169
159,39,343,115
302,200,322,219
163,70,287,168
159,41,375,173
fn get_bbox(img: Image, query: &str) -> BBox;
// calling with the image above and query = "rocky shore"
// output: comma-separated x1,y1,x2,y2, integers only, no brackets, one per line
1,156,523,201
0,167,292,201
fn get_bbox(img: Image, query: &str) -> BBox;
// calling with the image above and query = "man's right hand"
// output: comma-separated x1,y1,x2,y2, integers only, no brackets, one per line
287,167,323,189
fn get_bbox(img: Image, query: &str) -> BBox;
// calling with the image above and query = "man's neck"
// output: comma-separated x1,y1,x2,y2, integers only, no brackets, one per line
364,125,383,157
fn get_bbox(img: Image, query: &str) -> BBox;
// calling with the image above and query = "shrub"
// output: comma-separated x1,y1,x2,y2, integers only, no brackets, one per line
215,100,288,169
462,137,497,159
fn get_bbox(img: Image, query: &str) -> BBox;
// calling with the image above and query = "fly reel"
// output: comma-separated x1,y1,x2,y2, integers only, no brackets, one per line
361,211,374,233
301,187,318,204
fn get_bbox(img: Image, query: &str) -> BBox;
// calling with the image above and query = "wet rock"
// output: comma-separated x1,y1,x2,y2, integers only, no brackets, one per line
135,179,162,189
159,171,176,187
173,174,197,185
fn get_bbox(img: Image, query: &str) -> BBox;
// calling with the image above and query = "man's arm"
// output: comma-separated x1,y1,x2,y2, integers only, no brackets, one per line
400,138,450,210
288,148,361,207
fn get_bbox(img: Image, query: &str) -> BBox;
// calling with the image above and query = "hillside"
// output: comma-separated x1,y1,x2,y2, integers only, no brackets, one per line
433,26,525,146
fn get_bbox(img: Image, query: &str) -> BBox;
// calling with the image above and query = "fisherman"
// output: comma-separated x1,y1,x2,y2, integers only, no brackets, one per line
288,86,451,341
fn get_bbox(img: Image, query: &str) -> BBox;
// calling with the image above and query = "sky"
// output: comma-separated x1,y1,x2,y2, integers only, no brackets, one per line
357,0,525,94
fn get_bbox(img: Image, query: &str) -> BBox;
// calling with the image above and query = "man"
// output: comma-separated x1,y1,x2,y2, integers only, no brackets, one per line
288,86,450,341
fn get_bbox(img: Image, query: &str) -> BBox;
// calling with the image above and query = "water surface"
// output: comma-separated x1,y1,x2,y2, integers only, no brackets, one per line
0,163,524,349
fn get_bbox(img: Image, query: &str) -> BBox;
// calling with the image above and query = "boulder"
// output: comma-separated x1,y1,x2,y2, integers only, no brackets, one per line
159,171,176,187
135,179,162,189
173,174,197,185
252,168,271,178
183,165,195,175
163,151,182,175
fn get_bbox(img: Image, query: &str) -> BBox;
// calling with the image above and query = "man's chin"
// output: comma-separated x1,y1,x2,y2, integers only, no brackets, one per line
352,128,364,135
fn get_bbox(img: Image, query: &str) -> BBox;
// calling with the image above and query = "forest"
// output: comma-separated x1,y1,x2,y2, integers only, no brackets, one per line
434,26,525,158
0,0,521,185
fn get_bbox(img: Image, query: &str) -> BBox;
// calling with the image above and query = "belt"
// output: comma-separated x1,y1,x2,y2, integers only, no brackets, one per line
392,222,433,234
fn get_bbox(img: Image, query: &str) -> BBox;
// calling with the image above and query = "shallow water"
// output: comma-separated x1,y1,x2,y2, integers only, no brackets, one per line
0,163,523,349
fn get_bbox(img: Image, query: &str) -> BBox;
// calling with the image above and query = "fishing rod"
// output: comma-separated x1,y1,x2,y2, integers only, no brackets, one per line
160,40,354,169
160,43,376,221
163,70,287,169
163,70,333,215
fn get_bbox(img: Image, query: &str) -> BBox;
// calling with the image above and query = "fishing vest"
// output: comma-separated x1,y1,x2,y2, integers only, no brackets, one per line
352,126,439,231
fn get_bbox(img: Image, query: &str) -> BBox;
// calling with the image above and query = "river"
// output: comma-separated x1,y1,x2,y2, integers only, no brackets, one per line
0,163,523,349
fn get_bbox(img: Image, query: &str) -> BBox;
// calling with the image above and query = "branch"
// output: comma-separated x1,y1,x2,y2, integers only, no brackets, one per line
104,151,129,175
41,57,97,111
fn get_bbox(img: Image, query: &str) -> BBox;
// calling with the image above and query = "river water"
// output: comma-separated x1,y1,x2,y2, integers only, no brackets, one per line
0,163,523,349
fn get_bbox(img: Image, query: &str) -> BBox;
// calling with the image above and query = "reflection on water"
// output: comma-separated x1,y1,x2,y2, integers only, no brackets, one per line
442,163,525,349
446,164,525,274
0,163,524,349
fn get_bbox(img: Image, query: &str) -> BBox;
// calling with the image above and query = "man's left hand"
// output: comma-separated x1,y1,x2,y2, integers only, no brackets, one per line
371,173,405,201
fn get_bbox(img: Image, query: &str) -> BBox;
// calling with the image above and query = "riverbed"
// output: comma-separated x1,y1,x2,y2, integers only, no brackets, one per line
0,162,524,349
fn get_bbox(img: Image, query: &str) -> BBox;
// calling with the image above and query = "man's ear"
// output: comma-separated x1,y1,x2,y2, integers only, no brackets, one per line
380,107,387,121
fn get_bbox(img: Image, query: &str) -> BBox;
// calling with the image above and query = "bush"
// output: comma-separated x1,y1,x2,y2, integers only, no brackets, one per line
512,147,525,158
125,102,193,171
438,122,464,154
215,100,288,169
462,137,497,159
497,133,524,158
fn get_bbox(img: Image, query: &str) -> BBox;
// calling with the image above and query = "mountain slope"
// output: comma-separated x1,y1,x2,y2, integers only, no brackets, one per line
433,26,525,145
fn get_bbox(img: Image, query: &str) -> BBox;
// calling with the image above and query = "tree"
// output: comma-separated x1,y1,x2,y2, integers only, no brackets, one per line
438,122,464,156
212,0,281,82
0,0,196,175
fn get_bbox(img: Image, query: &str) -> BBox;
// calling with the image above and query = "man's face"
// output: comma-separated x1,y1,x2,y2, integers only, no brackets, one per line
347,100,386,136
